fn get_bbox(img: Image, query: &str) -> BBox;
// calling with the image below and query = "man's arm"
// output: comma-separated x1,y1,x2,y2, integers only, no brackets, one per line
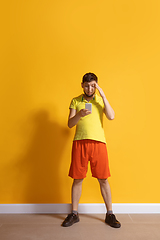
68,108,91,128
95,83,115,120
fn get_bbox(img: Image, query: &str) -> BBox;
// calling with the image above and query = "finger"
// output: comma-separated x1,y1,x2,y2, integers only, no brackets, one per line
95,82,99,88
86,110,91,115
83,109,89,113
81,109,87,112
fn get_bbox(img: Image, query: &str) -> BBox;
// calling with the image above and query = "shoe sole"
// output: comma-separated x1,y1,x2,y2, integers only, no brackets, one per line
105,221,121,228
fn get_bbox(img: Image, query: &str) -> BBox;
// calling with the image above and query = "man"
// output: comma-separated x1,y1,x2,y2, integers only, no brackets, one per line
62,72,121,228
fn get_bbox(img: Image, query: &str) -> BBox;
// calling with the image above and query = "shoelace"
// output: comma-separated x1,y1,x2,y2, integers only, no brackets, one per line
66,213,76,219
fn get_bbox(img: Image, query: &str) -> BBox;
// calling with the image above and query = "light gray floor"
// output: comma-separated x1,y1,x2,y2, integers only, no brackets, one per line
0,214,160,240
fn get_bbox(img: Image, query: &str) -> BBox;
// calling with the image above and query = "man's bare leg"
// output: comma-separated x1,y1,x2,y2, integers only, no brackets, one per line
62,179,83,227
72,179,83,211
98,178,121,228
98,179,112,211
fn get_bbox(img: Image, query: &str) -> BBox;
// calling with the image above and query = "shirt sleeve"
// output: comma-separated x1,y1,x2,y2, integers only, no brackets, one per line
69,98,76,109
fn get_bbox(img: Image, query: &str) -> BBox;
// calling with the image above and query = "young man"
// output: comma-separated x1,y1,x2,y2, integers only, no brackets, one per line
62,73,121,228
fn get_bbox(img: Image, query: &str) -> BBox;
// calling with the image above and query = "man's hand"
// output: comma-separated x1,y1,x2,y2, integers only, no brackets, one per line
94,82,105,97
94,82,115,120
79,109,91,117
68,108,91,128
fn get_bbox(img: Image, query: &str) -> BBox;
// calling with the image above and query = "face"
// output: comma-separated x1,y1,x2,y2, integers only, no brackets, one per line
81,81,96,97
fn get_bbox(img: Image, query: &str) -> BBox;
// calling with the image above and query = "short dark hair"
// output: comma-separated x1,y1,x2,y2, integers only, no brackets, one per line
82,72,98,83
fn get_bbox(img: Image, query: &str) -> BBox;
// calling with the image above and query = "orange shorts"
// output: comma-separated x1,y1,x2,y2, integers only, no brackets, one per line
68,139,111,179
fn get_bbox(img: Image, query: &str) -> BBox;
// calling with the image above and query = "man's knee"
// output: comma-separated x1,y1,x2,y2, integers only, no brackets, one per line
73,179,84,185
98,178,108,185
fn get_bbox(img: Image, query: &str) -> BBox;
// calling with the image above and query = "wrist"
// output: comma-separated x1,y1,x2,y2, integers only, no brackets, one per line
97,87,104,96
99,92,105,98
77,110,82,118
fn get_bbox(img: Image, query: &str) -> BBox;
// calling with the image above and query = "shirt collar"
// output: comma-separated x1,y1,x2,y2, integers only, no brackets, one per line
82,94,96,102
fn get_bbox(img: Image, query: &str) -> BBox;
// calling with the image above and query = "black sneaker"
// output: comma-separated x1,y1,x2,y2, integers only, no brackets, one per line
62,213,80,227
105,214,121,228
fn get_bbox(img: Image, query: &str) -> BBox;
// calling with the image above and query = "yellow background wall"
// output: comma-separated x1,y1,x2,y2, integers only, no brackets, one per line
0,0,160,204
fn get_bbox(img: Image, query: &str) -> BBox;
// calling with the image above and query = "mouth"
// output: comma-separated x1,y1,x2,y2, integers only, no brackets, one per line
84,91,94,97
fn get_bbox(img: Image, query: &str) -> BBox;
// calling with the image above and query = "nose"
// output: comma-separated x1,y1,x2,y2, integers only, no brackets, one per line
88,86,92,92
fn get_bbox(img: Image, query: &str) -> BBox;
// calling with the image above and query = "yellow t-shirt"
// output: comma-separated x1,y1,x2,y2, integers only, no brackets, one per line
69,94,106,143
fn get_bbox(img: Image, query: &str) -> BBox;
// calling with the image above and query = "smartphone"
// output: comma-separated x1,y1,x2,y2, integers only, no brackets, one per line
85,103,92,113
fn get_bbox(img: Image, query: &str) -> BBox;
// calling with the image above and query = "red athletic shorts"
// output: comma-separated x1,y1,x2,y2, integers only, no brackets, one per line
68,139,111,179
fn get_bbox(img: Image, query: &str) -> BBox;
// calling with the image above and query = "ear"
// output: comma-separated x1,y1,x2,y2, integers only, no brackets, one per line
81,82,83,88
